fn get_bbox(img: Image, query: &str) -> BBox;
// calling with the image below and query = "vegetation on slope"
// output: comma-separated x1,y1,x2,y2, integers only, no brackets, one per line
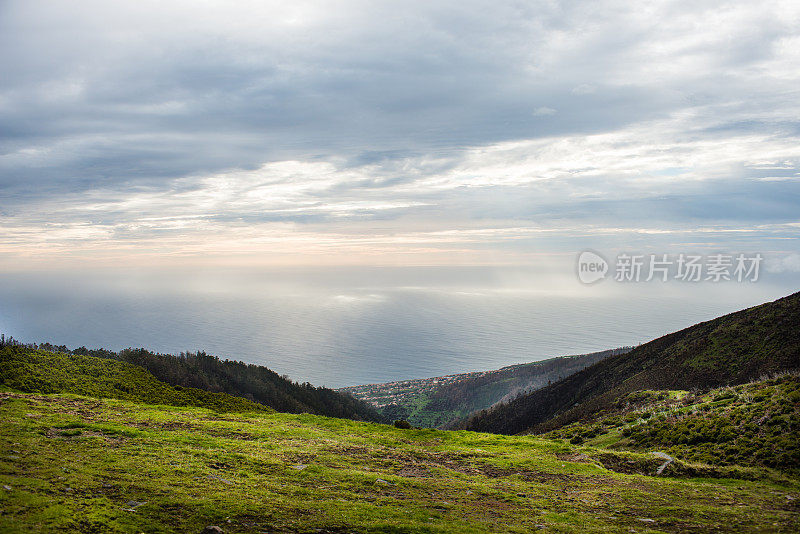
1,392,798,533
0,346,268,413
342,349,629,429
461,291,800,435
3,337,383,423
544,374,800,472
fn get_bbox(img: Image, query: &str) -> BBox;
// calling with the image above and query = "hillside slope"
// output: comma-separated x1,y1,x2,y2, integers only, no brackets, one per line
341,348,629,428
542,374,800,472
9,340,384,423
0,346,269,413
462,291,800,435
1,391,797,532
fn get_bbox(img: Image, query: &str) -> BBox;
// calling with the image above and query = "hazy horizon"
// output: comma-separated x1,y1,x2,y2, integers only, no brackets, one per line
1,265,795,387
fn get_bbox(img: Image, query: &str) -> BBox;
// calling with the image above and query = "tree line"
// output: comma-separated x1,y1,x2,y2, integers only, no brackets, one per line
1,334,385,422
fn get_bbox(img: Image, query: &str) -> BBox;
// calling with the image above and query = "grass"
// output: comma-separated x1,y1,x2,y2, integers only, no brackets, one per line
1,392,798,533
388,391,464,429
542,375,800,472
0,346,270,414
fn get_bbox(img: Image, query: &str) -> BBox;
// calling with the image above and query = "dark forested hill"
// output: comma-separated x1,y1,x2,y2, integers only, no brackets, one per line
0,338,385,423
461,291,800,435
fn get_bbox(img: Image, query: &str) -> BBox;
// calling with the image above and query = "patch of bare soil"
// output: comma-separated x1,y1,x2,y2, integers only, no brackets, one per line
323,443,586,485
44,427,126,445
133,420,197,432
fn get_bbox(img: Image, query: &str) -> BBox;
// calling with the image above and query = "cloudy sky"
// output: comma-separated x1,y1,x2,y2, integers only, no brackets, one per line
1,0,799,269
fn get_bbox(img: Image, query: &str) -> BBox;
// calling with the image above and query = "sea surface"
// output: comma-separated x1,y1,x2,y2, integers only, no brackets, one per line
0,266,795,388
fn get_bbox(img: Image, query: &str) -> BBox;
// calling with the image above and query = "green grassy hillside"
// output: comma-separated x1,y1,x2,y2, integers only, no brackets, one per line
462,291,800,435
0,346,269,414
1,392,798,533
543,374,800,472
12,342,384,423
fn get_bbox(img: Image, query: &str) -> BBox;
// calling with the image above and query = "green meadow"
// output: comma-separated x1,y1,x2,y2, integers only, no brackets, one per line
1,391,797,533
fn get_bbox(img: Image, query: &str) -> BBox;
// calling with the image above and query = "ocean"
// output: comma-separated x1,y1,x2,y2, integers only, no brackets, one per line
0,266,795,388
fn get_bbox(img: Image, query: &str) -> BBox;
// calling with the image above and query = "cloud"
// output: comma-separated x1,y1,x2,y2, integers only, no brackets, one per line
766,253,800,273
533,107,557,116
0,0,799,267
571,84,596,95
2,108,799,267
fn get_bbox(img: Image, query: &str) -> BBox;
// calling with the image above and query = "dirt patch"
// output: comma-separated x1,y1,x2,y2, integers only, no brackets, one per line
472,464,578,484
2,394,106,421
284,453,318,465
44,427,126,445
590,451,783,482
397,466,432,478
324,444,585,485
457,497,516,520
556,452,592,463
206,429,261,441
133,420,197,432
593,452,661,476
206,415,254,423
